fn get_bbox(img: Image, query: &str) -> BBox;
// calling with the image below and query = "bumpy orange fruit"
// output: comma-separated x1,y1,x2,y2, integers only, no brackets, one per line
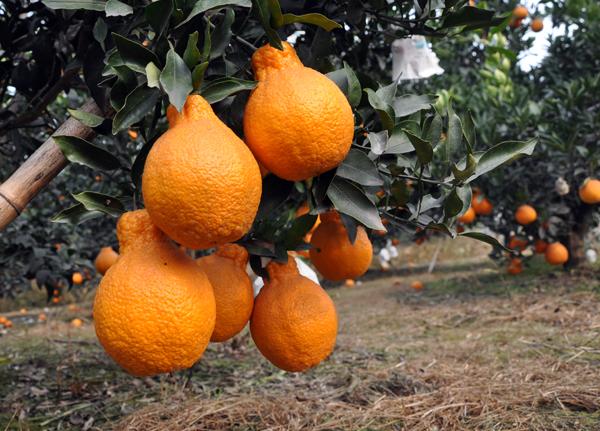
545,242,569,265
250,256,338,372
93,210,216,376
515,204,537,225
579,178,600,204
197,244,254,342
309,212,373,281
243,42,354,181
143,95,262,249
95,246,119,275
472,195,493,215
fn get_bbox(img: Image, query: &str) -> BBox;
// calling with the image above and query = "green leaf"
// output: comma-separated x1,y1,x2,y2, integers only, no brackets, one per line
211,8,235,59
52,203,103,224
344,62,361,107
442,6,497,28
200,18,212,62
201,77,256,104
145,0,173,36
327,177,385,230
93,18,107,50
376,82,397,105
461,110,476,152
112,33,160,73
105,0,132,16
281,12,342,31
67,109,104,127
177,0,250,28
192,62,209,90
404,130,433,164
364,88,395,132
252,0,283,49
267,0,284,28
459,231,512,252
393,94,434,118
444,188,463,219
446,103,462,159
451,153,477,182
160,48,193,112
367,131,388,156
145,62,161,88
456,185,473,215
112,85,160,134
283,214,318,250
72,192,125,217
53,136,121,171
424,113,443,147
466,138,537,183
337,149,384,187
42,0,105,11
385,128,413,154
391,180,410,206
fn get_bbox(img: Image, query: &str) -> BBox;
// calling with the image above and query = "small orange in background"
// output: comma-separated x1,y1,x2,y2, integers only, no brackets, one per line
38,313,47,322
472,195,493,215
344,279,356,288
52,289,59,296
68,304,78,312
3,320,13,328
530,18,544,32
411,280,424,290
19,308,27,314
415,237,426,246
579,178,600,204
54,243,62,252
95,175,102,182
0,316,7,325
95,247,120,276
58,195,65,202
128,129,138,140
515,204,537,225
52,297,60,304
71,318,83,328
458,207,476,224
513,5,528,19
508,236,528,251
374,229,387,237
534,239,548,254
72,272,83,285
391,238,400,246
545,242,569,265
507,258,523,275
510,18,523,28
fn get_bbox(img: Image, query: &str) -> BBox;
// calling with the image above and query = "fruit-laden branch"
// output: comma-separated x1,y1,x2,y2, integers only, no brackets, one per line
0,100,102,231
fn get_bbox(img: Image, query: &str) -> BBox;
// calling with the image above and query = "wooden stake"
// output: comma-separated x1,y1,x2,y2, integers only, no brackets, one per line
0,100,102,231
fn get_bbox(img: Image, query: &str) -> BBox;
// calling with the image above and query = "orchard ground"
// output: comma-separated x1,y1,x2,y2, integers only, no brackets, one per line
1,238,600,431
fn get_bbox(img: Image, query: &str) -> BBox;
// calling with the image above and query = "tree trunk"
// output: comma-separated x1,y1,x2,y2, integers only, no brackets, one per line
566,204,594,268
0,100,102,231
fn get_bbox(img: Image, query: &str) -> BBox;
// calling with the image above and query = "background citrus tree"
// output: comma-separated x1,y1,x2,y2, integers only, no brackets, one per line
0,0,534,297
420,0,599,267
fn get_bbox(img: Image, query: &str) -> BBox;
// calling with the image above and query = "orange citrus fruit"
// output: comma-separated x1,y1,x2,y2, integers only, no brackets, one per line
250,256,337,372
515,204,537,225
93,210,216,376
531,18,543,32
197,244,254,342
143,95,262,249
72,272,83,285
458,207,476,224
95,246,119,275
309,211,373,281
472,195,493,215
545,242,569,265
411,280,424,290
243,42,354,181
507,258,523,275
513,5,528,19
579,178,600,204
534,239,548,254
71,318,83,328
508,236,528,251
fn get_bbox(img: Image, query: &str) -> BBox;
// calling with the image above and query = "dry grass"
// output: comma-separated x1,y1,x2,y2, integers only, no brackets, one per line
112,267,600,431
2,252,600,430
